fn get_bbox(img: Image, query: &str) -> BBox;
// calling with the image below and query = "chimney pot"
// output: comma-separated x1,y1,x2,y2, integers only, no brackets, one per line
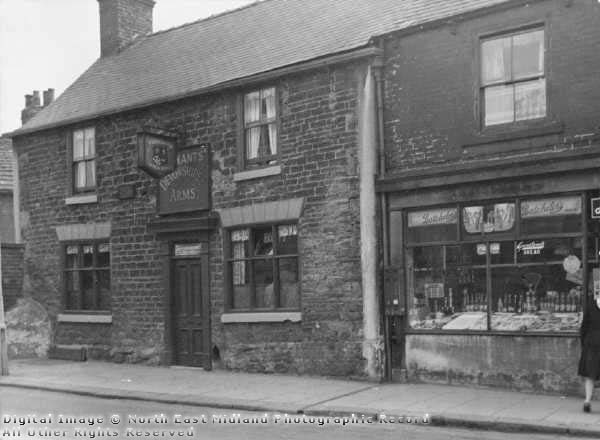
32,91,41,107
43,88,55,107
25,94,33,108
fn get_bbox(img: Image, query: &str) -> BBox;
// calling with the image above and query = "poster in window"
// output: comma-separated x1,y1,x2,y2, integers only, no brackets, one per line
158,145,211,214
521,197,582,218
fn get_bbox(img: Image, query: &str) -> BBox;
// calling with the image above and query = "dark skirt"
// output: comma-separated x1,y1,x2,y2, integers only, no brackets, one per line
579,341,600,380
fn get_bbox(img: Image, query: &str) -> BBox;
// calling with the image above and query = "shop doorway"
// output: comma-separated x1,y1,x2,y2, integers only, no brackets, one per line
171,246,211,369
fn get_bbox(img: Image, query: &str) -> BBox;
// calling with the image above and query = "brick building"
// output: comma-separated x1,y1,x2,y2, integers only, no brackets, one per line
378,0,600,393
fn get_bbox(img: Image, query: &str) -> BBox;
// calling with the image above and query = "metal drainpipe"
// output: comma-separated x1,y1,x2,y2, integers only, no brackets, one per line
372,49,392,381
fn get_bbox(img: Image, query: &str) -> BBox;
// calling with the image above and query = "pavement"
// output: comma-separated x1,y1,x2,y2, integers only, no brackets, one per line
2,359,600,437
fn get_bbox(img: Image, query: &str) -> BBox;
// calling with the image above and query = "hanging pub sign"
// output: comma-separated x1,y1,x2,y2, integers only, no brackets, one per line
137,127,177,178
158,144,211,215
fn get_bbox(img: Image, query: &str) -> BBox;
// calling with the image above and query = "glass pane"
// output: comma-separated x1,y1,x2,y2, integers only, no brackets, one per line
244,91,260,124
258,125,271,158
277,225,298,255
516,237,582,265
521,196,582,234
267,122,277,156
66,245,79,268
254,259,274,308
98,243,110,267
481,36,511,85
262,87,276,120
515,79,546,121
446,243,486,267
484,84,514,126
279,258,299,308
407,208,457,243
65,271,78,292
66,288,80,310
512,30,544,79
82,245,94,267
231,262,251,309
82,271,95,310
84,127,95,157
86,160,96,187
412,246,443,269
253,227,273,256
491,265,582,332
246,127,260,159
75,161,86,189
490,241,515,265
463,203,515,235
73,130,84,160
98,270,111,310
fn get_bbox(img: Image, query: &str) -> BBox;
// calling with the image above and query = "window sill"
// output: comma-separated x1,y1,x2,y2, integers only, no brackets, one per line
462,120,564,148
57,313,112,324
233,165,281,182
221,312,301,323
65,194,98,205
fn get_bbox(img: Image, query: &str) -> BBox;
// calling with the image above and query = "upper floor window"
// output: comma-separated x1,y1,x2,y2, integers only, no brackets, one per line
72,127,96,192
481,28,546,126
243,87,278,167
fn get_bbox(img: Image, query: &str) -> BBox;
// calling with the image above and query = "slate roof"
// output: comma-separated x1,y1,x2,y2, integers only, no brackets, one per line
14,0,512,136
0,137,14,190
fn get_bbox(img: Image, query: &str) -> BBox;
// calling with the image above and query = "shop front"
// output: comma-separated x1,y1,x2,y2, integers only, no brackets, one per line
384,167,600,394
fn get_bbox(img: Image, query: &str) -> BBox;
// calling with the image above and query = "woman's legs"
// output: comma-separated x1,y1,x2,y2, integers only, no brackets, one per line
585,377,594,402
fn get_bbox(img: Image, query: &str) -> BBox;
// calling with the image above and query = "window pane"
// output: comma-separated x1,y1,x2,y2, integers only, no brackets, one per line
407,208,458,243
446,243,486,267
84,127,95,157
86,160,96,188
254,259,274,308
98,243,110,267
516,237,582,264
73,130,84,160
512,30,544,79
98,270,111,310
66,245,79,268
484,84,514,125
258,125,271,157
262,87,276,120
81,271,95,309
490,241,515,265
279,258,299,308
244,91,260,124
82,245,94,267
231,261,251,309
267,123,277,156
246,127,260,159
75,161,87,189
463,203,515,234
253,227,273,256
481,37,511,85
521,196,582,234
277,225,298,254
515,79,546,121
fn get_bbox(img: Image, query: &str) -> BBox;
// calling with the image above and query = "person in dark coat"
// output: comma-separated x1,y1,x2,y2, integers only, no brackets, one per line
578,294,600,412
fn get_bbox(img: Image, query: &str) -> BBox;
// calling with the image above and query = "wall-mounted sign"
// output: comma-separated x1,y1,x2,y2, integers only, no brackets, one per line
516,240,545,255
521,197,582,218
158,145,211,215
137,128,177,178
174,243,206,257
408,208,457,227
592,198,600,219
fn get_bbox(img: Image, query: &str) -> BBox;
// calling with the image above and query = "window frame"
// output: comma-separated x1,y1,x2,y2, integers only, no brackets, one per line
238,86,281,171
62,240,110,313
224,222,300,313
68,127,97,194
478,24,548,129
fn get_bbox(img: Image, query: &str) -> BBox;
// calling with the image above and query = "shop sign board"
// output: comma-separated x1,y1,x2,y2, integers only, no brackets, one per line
137,129,177,178
591,197,600,219
174,243,206,257
158,145,210,215
408,208,457,227
521,196,581,218
516,240,545,255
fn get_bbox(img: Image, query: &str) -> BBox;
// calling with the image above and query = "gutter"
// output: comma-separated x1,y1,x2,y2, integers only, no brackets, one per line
7,46,383,139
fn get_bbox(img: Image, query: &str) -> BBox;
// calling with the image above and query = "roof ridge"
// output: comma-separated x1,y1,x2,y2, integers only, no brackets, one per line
145,0,271,40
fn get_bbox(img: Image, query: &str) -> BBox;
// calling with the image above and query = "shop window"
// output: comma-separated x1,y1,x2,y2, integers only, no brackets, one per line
406,195,585,333
64,242,110,311
242,87,278,169
71,127,96,193
227,224,299,311
407,207,458,243
481,28,546,126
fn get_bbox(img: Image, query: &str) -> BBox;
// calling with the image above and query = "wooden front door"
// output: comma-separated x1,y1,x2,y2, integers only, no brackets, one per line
171,254,211,369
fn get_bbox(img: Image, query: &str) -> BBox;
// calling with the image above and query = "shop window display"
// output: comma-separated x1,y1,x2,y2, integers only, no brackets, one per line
405,195,588,333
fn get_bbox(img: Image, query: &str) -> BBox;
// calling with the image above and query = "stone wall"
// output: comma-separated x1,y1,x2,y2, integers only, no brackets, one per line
1,243,24,311
12,61,366,376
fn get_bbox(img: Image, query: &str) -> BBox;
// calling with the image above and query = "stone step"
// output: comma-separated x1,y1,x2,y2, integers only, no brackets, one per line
48,344,86,362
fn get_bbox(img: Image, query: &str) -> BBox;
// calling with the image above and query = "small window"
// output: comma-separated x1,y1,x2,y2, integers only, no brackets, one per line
243,87,278,168
72,127,96,192
227,224,299,311
64,242,110,311
481,28,546,126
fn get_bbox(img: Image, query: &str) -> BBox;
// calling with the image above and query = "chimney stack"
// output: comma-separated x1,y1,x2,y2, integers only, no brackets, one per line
97,0,155,57
21,88,55,125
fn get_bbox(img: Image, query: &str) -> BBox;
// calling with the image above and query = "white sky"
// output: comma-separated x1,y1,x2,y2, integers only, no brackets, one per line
0,0,255,134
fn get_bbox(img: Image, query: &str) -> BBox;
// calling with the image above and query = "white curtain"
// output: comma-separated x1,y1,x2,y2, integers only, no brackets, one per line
232,229,249,285
245,92,260,159
264,88,277,155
